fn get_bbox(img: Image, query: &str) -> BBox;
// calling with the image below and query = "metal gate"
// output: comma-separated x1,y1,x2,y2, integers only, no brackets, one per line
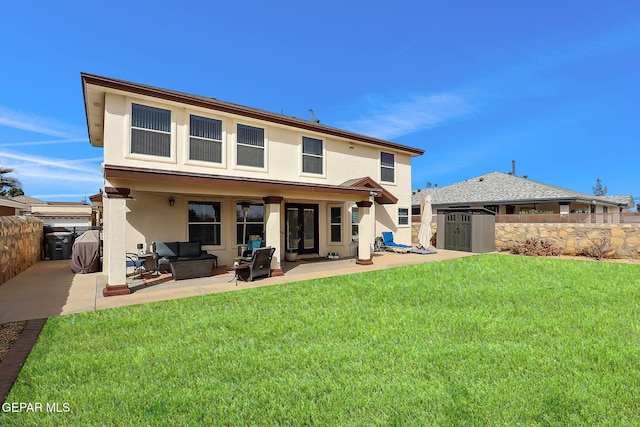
444,212,471,251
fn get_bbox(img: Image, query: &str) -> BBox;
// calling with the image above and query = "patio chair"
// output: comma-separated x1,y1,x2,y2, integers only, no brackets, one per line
238,246,275,282
381,231,412,253
241,239,265,258
126,253,148,281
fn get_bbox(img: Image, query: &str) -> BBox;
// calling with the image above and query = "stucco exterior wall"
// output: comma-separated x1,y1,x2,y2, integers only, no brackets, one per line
101,91,415,265
102,93,412,191
0,216,43,285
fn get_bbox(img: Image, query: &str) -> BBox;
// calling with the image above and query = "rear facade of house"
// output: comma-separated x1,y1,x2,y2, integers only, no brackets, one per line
82,74,423,288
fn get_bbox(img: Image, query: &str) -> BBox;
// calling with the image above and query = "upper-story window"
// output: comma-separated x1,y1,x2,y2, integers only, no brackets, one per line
190,115,222,163
237,124,265,168
131,103,171,157
381,152,395,182
302,137,323,174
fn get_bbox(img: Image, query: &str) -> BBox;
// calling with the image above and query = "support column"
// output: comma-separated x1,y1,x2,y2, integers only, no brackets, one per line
356,200,373,265
263,196,284,276
103,187,131,296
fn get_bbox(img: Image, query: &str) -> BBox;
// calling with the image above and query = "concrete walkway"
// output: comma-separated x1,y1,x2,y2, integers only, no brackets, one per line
0,249,475,324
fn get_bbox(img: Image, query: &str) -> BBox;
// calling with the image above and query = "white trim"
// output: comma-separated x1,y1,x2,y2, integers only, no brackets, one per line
397,206,410,227
327,203,343,245
125,98,177,164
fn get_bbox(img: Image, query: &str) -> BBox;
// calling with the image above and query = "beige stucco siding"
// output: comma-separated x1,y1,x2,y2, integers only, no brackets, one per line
103,93,413,190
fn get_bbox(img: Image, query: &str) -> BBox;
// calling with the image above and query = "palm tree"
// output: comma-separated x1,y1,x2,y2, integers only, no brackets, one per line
0,166,22,197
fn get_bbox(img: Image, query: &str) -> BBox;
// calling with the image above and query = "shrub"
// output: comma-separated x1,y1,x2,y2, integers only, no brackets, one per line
579,232,612,260
511,236,559,257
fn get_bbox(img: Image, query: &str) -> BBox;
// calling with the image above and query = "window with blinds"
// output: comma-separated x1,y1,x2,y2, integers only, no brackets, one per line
237,124,265,168
131,103,171,157
302,137,323,174
381,152,395,182
190,115,222,163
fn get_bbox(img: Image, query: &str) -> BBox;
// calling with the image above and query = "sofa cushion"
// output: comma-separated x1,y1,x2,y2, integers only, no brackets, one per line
155,241,179,258
179,242,202,258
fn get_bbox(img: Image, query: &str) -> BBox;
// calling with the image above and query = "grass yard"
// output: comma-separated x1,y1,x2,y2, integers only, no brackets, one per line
1,254,639,426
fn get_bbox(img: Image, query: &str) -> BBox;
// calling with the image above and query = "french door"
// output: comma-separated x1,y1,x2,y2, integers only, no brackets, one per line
285,204,319,255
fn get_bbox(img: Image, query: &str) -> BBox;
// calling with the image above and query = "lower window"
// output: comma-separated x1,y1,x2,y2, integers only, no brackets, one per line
398,208,409,226
330,206,342,243
236,203,264,244
188,201,221,245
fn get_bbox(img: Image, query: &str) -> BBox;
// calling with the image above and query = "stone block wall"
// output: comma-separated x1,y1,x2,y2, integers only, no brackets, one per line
412,221,640,259
0,216,43,285
495,223,640,259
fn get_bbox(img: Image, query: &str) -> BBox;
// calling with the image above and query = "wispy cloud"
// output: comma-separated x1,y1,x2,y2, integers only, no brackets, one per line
337,93,476,140
0,138,88,147
0,149,102,201
0,150,100,175
0,106,82,138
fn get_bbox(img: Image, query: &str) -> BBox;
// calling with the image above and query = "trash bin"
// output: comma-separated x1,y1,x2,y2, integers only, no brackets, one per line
46,232,75,260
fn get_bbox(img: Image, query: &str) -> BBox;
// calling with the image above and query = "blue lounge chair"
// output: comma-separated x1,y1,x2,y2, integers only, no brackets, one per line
381,232,412,250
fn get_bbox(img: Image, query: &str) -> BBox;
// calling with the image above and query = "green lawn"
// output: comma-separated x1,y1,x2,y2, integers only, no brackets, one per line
2,255,639,426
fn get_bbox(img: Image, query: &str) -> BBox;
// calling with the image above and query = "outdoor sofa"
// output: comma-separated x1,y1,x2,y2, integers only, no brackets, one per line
151,241,218,280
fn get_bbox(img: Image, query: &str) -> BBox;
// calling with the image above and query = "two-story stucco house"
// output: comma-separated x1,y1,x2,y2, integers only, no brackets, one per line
81,74,424,294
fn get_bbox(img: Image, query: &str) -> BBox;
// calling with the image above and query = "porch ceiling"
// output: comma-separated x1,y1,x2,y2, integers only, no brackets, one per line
104,165,376,200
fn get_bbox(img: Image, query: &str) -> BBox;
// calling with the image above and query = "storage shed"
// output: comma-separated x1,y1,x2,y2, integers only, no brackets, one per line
436,208,495,253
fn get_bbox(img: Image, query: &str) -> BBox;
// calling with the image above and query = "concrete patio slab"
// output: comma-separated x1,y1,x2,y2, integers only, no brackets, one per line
1,249,476,323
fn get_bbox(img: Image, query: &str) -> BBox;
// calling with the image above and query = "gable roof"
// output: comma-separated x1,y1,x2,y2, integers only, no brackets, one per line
412,172,634,208
81,73,424,156
341,177,398,204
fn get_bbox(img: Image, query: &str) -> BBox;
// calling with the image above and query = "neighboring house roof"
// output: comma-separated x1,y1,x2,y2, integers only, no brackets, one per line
81,73,424,156
412,172,634,208
0,197,28,209
10,195,45,205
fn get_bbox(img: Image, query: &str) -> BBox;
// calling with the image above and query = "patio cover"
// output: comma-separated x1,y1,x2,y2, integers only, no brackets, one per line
71,230,101,273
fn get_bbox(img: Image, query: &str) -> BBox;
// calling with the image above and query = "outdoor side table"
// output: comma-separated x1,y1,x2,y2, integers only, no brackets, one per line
231,263,249,286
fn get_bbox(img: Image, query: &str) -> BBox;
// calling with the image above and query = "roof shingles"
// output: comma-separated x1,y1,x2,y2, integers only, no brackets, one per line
412,172,633,207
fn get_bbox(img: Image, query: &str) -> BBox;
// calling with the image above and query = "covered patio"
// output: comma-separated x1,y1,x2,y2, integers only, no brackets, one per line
101,165,403,295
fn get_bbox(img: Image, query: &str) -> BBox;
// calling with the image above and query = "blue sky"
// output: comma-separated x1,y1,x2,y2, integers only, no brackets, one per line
1,1,638,206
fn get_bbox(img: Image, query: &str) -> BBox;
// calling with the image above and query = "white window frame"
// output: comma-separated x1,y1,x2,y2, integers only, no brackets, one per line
235,202,265,245
328,205,343,244
398,207,410,227
236,123,266,170
301,136,325,176
351,206,359,242
188,201,222,246
187,114,224,166
380,151,395,183
126,100,176,164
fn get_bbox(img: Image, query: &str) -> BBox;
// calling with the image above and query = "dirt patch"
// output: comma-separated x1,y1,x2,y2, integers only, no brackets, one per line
498,251,640,264
0,321,27,363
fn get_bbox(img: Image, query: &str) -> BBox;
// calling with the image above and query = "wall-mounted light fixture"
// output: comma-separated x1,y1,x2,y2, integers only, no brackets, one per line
169,196,175,206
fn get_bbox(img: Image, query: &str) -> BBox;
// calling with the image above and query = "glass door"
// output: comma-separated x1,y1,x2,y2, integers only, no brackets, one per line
285,204,319,254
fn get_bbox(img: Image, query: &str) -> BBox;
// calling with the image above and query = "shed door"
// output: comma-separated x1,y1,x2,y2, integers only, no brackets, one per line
444,213,471,252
